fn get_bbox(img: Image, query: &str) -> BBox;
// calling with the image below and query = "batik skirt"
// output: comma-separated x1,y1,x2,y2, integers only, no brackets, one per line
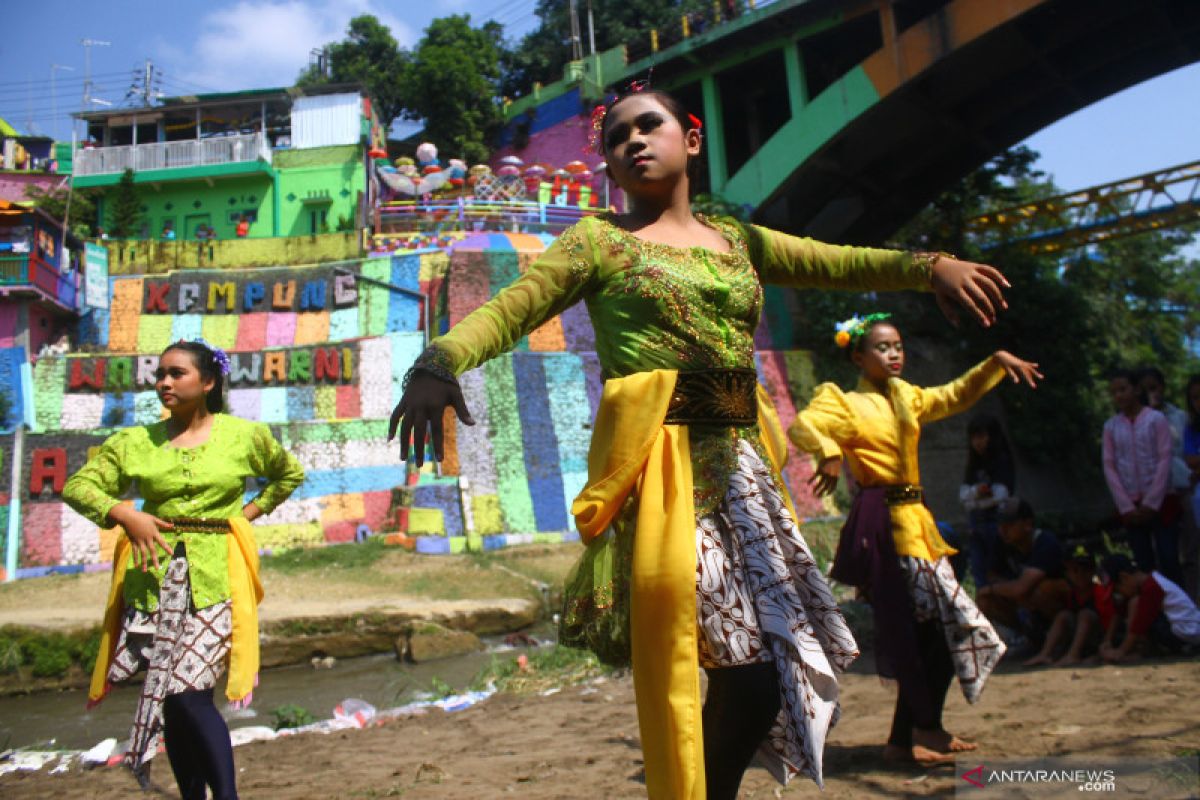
106,551,232,784
694,439,859,785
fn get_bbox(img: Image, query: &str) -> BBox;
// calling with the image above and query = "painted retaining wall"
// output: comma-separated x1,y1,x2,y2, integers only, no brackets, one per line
5,233,823,578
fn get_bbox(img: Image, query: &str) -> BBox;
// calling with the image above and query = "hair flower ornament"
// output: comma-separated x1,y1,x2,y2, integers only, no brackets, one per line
833,312,892,349
188,337,232,376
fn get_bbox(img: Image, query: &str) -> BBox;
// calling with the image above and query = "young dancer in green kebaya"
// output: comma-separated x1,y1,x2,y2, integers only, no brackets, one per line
389,85,1015,800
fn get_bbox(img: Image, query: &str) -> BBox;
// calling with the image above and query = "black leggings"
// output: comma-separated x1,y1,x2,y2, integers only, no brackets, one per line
162,688,239,800
887,619,955,747
702,661,780,800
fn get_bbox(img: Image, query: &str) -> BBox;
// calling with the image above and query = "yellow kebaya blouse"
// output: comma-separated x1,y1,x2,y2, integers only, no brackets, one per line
789,356,1006,561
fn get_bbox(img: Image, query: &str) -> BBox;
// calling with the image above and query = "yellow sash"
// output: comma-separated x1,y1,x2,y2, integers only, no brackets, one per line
570,371,792,800
89,517,264,704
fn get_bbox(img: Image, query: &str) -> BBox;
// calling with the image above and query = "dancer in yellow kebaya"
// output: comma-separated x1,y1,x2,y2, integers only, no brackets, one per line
791,314,1040,765
390,83,1016,799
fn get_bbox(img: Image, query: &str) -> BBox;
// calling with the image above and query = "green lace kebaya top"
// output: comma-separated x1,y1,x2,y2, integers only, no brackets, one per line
62,414,305,611
416,213,935,512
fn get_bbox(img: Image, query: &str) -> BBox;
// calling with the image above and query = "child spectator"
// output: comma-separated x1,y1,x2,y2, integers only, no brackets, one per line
1183,375,1200,600
235,216,250,238
959,414,1015,590
1099,553,1200,662
1023,545,1112,666
1102,369,1182,584
976,498,1070,653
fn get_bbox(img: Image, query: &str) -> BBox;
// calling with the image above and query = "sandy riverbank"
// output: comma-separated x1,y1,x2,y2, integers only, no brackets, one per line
3,654,1197,798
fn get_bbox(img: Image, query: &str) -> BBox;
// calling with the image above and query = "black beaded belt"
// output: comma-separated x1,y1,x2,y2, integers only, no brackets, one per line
162,516,232,533
664,368,759,426
884,485,924,506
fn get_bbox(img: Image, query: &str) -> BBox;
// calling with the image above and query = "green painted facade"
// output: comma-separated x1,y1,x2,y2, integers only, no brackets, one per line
90,144,364,241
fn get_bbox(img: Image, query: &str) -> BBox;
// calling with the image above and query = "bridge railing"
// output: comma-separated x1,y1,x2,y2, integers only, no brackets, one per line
625,0,784,64
967,160,1200,254
376,199,601,235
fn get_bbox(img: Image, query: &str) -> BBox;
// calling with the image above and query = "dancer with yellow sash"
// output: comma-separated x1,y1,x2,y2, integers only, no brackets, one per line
63,340,304,798
791,314,1040,765
390,84,1014,799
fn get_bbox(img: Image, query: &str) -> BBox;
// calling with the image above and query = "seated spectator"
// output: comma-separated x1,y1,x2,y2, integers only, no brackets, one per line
1023,545,1113,667
976,498,1070,650
959,413,1016,590
1099,553,1200,662
235,215,250,238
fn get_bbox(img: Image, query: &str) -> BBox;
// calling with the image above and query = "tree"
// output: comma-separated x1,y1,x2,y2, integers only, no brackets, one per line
786,146,1199,466
23,183,98,239
501,0,727,98
108,169,142,239
297,15,411,127
400,15,505,164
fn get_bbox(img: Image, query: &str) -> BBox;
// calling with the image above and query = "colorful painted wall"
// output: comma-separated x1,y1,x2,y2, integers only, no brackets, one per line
0,172,62,205
5,233,823,578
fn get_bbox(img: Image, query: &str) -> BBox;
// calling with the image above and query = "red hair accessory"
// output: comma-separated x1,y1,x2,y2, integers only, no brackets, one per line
588,103,608,154
688,113,703,130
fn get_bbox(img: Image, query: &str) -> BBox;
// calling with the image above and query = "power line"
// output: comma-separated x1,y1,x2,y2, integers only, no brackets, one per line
478,0,535,23
0,70,127,90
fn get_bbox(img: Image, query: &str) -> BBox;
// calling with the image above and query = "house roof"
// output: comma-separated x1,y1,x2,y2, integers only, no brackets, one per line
74,83,367,123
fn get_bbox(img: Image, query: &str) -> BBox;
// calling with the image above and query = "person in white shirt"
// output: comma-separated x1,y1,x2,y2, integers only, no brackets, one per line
1099,554,1200,662
1102,369,1183,585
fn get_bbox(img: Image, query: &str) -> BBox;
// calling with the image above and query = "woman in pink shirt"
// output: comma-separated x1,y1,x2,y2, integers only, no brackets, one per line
1102,369,1182,584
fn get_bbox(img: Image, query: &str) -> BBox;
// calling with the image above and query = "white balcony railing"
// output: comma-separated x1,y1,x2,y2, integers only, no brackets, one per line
73,132,272,177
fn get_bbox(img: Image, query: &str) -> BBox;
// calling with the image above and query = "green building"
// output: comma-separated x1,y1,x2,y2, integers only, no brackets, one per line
72,85,384,240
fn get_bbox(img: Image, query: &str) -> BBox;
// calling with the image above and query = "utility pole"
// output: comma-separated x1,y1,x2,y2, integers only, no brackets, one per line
80,38,111,141
24,72,33,135
586,0,597,56
142,59,154,106
568,0,583,61
50,63,75,141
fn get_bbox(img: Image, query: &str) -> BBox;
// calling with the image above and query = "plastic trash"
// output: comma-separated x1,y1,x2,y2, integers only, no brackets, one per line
0,751,59,776
81,738,117,766
333,698,377,728
228,726,278,747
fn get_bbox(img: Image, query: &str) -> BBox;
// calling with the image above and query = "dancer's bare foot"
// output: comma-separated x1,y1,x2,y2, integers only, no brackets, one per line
1022,653,1054,667
910,744,956,767
946,734,978,752
914,727,977,754
1054,654,1081,667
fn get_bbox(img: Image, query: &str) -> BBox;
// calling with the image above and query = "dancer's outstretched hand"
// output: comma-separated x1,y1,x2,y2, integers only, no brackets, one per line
930,256,1010,328
809,456,842,497
388,371,475,467
994,350,1043,388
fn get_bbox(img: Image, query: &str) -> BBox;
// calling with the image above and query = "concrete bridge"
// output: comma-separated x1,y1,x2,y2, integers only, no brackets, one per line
498,0,1200,244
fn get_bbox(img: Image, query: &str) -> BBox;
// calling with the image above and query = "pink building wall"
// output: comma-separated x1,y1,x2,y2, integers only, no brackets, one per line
0,172,64,204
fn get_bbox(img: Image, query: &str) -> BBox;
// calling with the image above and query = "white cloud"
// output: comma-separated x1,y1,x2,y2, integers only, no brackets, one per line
162,0,415,93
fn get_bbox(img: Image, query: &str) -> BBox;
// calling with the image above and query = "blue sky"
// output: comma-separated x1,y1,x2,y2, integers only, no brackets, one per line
2,0,1196,195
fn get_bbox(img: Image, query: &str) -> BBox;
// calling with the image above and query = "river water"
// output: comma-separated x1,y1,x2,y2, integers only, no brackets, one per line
0,639,532,753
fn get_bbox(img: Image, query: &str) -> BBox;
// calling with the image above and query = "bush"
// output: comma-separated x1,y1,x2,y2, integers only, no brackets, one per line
470,645,611,695
0,625,104,679
0,635,21,674
24,636,73,678
271,703,316,730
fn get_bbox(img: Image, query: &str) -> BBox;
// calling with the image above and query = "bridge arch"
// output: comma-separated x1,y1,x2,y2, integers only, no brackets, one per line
498,0,1200,243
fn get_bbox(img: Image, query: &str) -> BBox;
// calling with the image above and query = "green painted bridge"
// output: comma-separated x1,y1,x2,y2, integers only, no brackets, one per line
501,0,1200,244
